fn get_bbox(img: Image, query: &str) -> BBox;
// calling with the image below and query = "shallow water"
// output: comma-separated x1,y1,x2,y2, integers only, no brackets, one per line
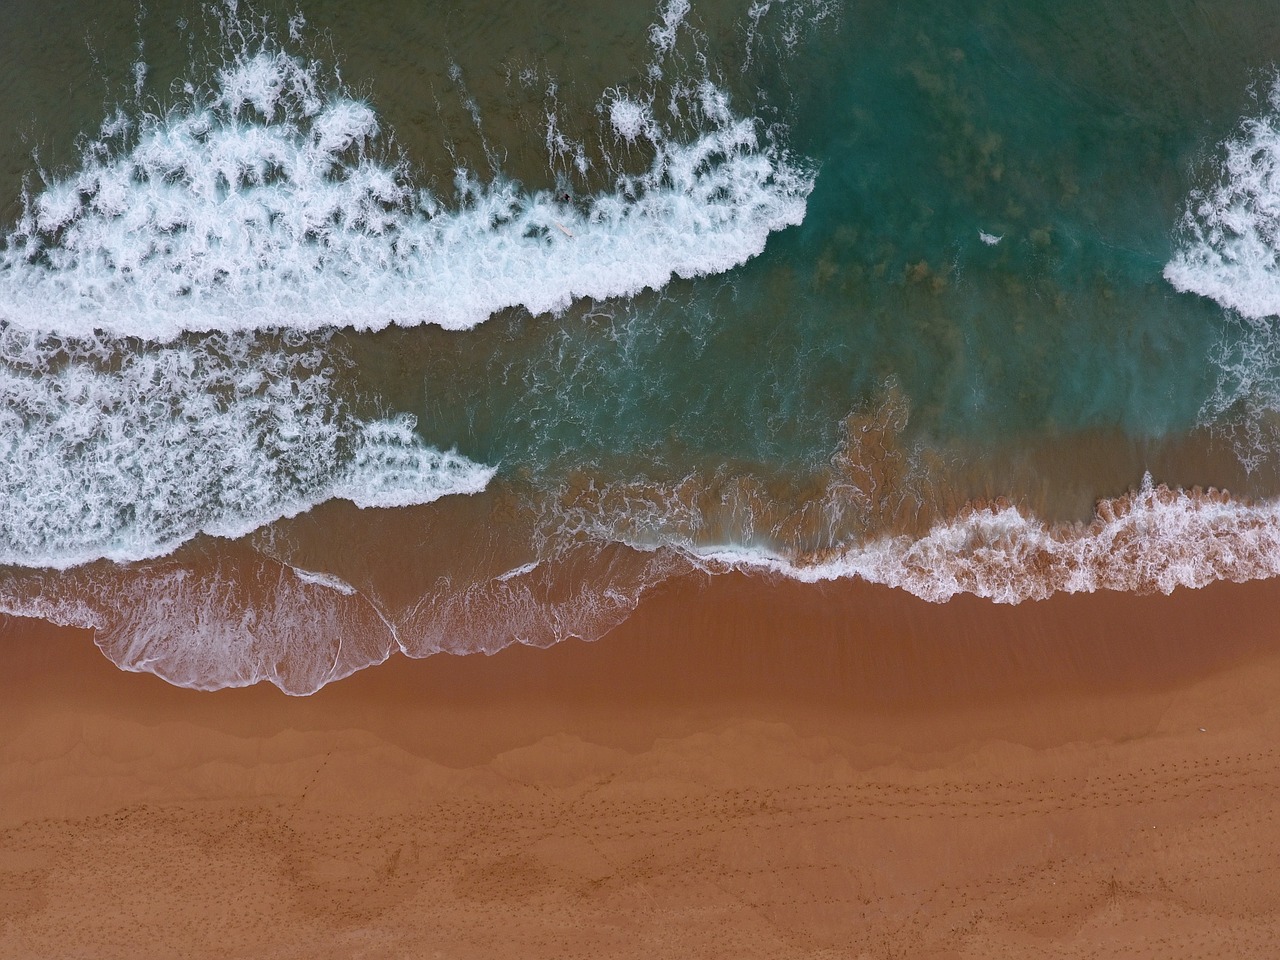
3,0,1280,692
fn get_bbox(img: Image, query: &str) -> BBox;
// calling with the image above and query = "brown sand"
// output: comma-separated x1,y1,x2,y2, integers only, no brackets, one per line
4,572,1280,958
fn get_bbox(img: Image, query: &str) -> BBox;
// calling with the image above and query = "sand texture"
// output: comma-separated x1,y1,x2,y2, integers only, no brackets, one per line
4,573,1280,958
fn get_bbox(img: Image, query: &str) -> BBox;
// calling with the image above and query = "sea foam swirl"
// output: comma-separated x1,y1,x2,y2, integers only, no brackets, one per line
0,44,812,340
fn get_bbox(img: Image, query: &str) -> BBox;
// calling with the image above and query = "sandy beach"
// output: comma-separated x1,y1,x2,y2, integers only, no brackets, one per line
4,572,1280,958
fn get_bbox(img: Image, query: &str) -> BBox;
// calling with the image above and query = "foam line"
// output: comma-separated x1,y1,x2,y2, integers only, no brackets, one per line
5,475,1276,694
0,556,401,694
686,476,1280,603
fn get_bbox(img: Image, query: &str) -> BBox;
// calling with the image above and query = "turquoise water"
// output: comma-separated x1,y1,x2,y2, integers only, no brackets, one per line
372,0,1277,468
3,0,1280,691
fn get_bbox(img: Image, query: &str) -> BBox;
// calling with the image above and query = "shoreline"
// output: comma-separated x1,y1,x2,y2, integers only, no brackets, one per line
5,573,1280,956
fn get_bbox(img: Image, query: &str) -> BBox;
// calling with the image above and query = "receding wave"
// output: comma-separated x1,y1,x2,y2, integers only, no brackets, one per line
0,326,492,570
1165,76,1280,319
6,473,1276,694
7,385,1278,694
0,32,812,339
0,553,404,692
0,540,682,694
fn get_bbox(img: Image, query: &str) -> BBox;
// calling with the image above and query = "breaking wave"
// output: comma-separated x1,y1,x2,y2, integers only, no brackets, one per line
0,327,492,570
0,539,683,694
0,552,403,692
1165,75,1280,319
693,477,1280,603
0,27,812,340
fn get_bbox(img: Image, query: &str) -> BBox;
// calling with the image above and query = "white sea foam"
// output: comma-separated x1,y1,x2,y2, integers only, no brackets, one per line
744,0,840,67
0,537,680,693
609,97,656,143
1165,77,1280,318
288,566,358,596
495,560,542,582
1172,77,1280,468
0,327,493,570
0,42,812,340
649,0,691,61
684,476,1280,603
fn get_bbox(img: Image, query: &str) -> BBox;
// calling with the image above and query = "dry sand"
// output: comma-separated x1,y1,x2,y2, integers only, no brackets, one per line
4,572,1280,958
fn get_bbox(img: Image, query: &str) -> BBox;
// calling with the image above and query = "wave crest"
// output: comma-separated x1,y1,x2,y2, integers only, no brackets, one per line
0,31,812,339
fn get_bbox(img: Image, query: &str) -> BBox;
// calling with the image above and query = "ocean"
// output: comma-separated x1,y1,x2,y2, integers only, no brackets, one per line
2,0,1280,693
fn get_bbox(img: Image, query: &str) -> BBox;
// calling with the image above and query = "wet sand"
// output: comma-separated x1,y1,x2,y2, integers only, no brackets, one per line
4,572,1280,958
